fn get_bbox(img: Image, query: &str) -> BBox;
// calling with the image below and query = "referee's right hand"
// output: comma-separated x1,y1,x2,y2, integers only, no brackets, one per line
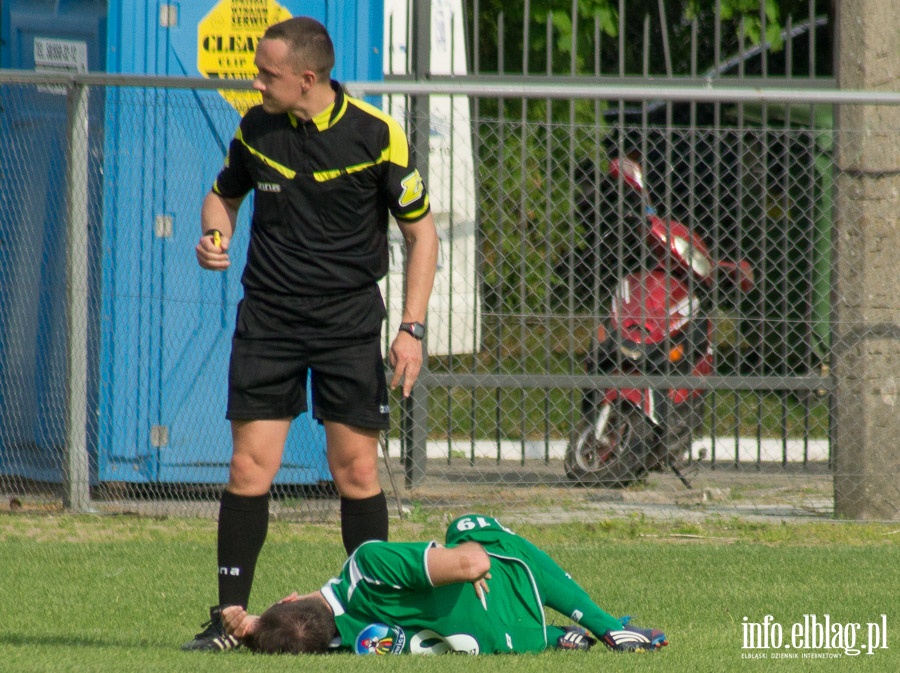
196,230,230,271
197,191,241,271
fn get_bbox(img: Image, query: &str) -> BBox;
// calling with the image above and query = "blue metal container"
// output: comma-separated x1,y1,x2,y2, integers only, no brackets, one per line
0,0,107,483
0,0,384,487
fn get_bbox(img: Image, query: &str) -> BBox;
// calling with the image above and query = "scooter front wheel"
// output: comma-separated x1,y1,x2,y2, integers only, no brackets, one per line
564,403,655,487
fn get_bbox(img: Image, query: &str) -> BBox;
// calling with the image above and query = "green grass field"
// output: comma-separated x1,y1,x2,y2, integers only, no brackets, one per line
1,512,896,672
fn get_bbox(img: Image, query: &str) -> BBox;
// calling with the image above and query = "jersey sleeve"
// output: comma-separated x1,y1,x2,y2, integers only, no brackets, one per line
380,117,431,223
350,540,437,591
211,124,254,199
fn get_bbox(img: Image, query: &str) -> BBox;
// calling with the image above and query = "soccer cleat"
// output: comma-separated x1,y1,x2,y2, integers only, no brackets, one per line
601,620,668,652
181,605,241,652
557,625,597,651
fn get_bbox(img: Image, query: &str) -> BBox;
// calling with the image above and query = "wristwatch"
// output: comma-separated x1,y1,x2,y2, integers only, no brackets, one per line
398,321,426,340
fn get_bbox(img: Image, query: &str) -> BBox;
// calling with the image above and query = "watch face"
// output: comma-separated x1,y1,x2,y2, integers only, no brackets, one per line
401,322,425,339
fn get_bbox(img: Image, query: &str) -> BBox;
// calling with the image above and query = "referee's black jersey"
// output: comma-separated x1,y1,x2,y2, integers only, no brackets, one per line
212,80,431,297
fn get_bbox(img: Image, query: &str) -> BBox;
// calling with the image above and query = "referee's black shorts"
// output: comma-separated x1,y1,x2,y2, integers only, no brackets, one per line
226,285,390,430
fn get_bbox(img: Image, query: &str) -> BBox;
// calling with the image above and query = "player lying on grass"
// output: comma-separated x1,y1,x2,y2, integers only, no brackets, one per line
220,514,668,655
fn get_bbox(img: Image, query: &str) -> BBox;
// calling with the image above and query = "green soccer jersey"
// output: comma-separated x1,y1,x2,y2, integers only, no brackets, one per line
319,514,623,655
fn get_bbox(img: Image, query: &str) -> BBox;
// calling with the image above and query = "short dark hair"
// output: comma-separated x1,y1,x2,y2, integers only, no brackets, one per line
263,16,335,80
244,597,335,655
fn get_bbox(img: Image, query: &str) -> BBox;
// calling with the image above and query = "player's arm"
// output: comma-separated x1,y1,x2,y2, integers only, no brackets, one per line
196,123,252,271
396,211,439,327
426,542,492,602
196,191,243,271
426,542,491,586
383,123,438,399
390,211,438,397
221,592,303,639
351,540,489,594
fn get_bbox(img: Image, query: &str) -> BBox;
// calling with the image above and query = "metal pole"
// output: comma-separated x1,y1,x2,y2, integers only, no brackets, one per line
63,81,91,512
832,0,900,520
403,0,431,487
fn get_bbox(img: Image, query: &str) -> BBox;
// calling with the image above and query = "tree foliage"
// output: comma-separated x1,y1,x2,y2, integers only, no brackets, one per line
465,0,832,76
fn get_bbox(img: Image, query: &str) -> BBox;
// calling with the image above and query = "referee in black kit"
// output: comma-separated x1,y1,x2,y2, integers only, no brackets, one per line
185,16,438,652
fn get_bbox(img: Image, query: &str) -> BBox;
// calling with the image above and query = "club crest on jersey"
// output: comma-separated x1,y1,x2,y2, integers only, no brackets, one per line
355,623,405,655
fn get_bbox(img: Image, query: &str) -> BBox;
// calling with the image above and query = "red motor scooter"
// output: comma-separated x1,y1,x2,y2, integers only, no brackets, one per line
564,157,753,487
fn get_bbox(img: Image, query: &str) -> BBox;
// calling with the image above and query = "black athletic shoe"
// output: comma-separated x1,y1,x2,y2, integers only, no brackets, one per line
601,618,668,652
181,605,241,652
557,625,597,651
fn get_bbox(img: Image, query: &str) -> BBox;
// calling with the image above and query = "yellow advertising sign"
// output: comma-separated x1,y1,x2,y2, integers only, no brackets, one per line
197,0,292,115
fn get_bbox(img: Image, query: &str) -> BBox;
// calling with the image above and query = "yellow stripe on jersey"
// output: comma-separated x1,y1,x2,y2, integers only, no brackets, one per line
313,158,380,182
346,95,410,168
235,127,297,180
235,94,411,185
396,197,431,222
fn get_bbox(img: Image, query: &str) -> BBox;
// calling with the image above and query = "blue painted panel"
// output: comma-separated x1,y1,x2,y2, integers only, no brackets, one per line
5,1,107,71
0,0,106,482
0,1,383,485
98,1,383,484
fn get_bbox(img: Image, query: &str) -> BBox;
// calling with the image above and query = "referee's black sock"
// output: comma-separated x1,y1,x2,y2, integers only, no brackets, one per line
216,489,270,608
340,490,388,554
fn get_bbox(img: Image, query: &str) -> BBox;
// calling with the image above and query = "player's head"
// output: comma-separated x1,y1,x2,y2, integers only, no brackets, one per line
244,597,335,654
262,16,335,81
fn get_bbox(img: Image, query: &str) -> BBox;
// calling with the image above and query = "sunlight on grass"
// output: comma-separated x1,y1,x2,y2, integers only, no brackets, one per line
1,513,896,673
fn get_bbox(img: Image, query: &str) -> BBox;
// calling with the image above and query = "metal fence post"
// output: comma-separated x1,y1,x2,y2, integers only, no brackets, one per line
63,81,92,512
402,0,432,487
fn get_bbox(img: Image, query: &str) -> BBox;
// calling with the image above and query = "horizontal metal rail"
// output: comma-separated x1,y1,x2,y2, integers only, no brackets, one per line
421,373,835,392
2,69,899,106
384,73,840,89
350,79,900,105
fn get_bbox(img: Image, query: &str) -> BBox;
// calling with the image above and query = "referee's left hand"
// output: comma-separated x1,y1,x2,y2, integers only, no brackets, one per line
389,331,423,398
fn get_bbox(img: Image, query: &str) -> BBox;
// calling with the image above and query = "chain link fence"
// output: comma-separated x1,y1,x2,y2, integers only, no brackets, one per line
0,69,897,522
